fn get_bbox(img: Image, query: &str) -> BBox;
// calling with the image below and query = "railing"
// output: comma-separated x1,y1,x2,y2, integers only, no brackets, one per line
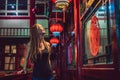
0,72,32,80
0,28,30,38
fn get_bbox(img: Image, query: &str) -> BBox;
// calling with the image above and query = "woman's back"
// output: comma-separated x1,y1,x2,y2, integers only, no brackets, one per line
32,48,53,78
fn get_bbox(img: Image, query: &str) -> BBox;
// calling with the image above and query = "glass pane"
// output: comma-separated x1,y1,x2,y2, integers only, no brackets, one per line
84,3,113,64
12,57,15,63
4,64,15,70
18,0,27,10
0,0,5,10
11,45,16,54
4,64,9,70
5,57,15,63
7,0,16,10
5,57,15,70
9,64,15,70
7,12,17,15
5,45,10,53
0,13,5,15
36,4,45,15
5,57,10,63
18,13,28,15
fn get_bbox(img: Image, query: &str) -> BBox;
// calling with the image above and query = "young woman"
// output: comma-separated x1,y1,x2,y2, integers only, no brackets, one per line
19,24,53,80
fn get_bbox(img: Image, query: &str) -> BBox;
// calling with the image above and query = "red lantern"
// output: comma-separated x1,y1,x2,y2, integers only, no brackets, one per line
50,23,63,36
50,23,63,32
50,37,59,44
50,37,59,47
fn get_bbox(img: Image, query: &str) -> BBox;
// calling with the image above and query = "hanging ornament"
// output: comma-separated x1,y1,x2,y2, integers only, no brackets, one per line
55,0,71,9
50,23,63,36
50,37,59,47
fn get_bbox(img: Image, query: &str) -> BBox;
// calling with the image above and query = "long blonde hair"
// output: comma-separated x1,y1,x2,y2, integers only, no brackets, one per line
29,24,51,62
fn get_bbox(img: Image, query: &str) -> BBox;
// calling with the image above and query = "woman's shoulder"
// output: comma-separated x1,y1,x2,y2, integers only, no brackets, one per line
45,41,50,46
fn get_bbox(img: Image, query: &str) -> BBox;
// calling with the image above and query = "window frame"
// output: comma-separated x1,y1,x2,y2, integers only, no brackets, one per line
4,45,17,71
0,0,30,16
82,1,114,65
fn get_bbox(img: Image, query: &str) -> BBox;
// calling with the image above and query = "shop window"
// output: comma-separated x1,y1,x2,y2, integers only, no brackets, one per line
83,1,115,65
4,45,16,70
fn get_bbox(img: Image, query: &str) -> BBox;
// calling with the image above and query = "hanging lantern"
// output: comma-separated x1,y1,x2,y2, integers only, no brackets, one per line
50,37,59,47
50,23,63,36
54,0,72,9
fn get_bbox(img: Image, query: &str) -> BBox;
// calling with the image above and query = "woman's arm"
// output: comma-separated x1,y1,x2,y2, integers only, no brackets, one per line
23,42,31,73
17,42,30,74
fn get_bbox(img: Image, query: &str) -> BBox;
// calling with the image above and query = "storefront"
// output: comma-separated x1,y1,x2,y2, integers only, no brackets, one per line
79,0,120,80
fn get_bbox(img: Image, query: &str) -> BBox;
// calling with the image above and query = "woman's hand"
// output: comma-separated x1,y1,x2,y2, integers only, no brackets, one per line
17,69,26,74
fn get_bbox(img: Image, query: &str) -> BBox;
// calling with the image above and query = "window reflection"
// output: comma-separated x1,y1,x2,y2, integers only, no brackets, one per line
84,1,115,64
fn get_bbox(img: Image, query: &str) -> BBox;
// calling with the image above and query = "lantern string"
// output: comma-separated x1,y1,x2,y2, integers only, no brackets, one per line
55,12,58,22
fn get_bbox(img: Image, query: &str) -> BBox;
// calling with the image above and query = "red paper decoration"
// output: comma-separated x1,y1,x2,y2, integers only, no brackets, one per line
89,15,100,56
50,23,63,33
